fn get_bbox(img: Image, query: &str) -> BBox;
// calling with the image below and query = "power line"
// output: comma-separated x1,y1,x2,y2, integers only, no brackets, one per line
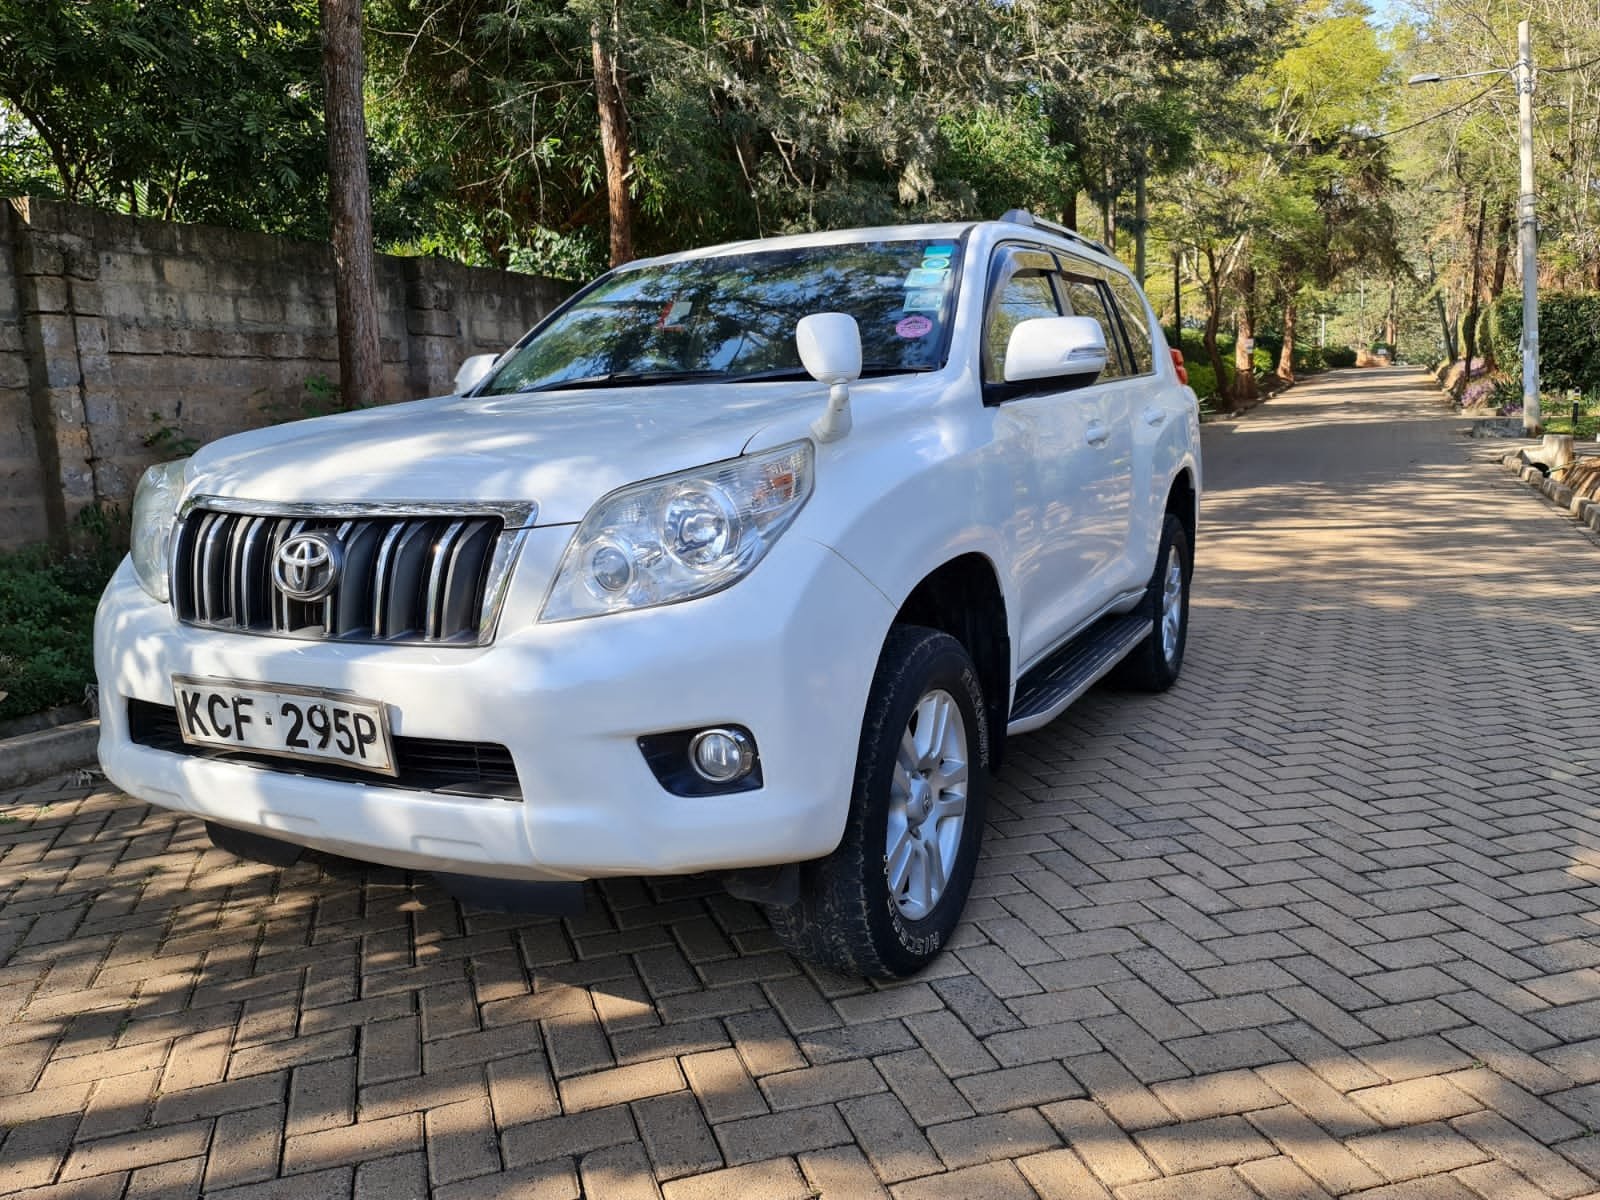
1343,82,1500,144
1543,52,1600,74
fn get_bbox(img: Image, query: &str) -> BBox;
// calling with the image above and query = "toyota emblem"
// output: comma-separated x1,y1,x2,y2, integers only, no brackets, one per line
273,532,343,601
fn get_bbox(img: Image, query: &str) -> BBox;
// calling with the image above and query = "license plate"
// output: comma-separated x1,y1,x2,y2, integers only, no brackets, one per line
171,675,397,776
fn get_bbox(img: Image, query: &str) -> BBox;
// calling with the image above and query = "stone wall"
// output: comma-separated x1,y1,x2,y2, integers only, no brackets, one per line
0,198,569,549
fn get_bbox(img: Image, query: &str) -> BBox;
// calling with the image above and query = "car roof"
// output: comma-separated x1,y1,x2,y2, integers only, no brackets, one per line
627,219,1132,281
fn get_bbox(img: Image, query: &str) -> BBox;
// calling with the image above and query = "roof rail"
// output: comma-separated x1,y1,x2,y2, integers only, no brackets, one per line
998,209,1112,258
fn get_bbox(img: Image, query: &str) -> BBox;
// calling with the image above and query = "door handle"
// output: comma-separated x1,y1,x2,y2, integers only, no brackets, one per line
1143,406,1168,428
1086,423,1110,447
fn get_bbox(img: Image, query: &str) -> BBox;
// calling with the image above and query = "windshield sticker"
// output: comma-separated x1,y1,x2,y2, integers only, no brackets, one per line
895,314,933,339
903,267,948,289
658,300,693,329
902,289,944,312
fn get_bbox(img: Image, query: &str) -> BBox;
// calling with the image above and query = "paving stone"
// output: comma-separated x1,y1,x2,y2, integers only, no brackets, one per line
680,1049,767,1123
1347,1122,1492,1182
660,1157,811,1200
837,1092,943,1182
798,1145,890,1199
1039,1098,1159,1187
1348,1076,1479,1126
577,1142,663,1200
1134,1113,1275,1174
713,1104,853,1167
499,1105,637,1167
1246,1103,1385,1194
557,1060,685,1113
633,1091,722,1182
888,1161,1037,1200
1150,1068,1281,1120
924,1108,1060,1170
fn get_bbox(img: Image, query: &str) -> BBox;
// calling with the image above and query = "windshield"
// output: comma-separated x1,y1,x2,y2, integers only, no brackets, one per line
482,237,965,394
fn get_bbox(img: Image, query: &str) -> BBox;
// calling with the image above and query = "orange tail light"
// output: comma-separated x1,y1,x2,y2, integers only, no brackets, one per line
1170,348,1189,386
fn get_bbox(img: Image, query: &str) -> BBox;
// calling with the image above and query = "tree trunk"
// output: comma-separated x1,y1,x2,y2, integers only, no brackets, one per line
320,0,383,409
1230,264,1258,409
1201,246,1227,397
1172,250,1182,348
1428,250,1455,362
591,19,633,268
1277,295,1296,383
1460,196,1487,377
1490,197,1513,297
1063,190,1077,231
1133,157,1147,285
1384,279,1397,349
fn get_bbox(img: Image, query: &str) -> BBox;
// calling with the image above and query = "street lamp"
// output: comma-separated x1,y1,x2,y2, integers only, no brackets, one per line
1408,19,1541,435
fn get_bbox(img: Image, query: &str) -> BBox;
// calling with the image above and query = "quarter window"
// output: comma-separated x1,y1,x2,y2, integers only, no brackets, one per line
1107,275,1155,375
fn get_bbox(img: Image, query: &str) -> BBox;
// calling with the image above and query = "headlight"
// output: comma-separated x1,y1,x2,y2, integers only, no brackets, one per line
541,442,814,622
130,459,189,602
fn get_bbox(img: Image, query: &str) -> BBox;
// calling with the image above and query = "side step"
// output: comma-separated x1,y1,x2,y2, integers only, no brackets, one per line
1007,613,1150,735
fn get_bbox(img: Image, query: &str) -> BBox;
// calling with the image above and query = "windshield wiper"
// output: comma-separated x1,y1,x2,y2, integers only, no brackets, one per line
726,364,936,382
521,369,731,393
522,363,933,393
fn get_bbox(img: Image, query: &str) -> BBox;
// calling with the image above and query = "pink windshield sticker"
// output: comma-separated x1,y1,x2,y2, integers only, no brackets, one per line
896,314,933,338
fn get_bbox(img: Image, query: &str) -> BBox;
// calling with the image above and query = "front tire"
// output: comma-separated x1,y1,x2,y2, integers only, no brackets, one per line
765,626,989,979
1111,512,1191,692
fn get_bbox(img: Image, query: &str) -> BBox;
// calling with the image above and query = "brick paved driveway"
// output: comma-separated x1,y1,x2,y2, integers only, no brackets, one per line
5,368,1600,1200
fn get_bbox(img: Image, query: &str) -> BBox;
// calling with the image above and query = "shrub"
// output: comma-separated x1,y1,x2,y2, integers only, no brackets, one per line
1185,363,1219,400
1324,346,1357,368
1482,292,1600,392
1293,343,1324,372
0,530,122,721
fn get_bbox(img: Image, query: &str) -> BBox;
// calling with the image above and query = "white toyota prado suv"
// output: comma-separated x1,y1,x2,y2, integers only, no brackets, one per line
96,211,1201,978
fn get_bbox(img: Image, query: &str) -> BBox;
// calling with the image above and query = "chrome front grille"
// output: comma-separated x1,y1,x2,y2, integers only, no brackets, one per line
171,501,530,645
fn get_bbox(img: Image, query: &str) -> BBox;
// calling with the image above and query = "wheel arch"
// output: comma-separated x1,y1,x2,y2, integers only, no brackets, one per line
1165,466,1198,557
893,552,1012,769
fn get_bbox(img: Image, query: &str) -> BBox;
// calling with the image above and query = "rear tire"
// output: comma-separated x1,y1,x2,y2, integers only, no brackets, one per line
765,626,989,979
1111,513,1191,692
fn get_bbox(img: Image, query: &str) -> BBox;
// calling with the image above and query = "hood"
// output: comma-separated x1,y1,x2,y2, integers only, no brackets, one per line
183,383,822,525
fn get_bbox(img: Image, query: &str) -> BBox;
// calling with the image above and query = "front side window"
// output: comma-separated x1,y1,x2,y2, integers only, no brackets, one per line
483,238,964,394
984,259,1061,382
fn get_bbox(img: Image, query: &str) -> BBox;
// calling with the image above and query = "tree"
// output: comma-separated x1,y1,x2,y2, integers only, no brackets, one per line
321,0,383,408
0,0,328,235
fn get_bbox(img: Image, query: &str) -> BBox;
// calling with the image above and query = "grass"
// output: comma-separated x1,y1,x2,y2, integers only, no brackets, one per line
1535,400,1600,440
0,529,123,723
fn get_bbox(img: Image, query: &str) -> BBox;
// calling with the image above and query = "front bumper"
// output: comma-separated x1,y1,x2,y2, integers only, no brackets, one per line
95,528,894,881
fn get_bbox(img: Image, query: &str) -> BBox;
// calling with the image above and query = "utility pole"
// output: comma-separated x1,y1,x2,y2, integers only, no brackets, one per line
1516,19,1541,433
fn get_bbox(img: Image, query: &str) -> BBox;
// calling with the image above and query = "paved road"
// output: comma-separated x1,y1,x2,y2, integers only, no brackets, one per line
5,368,1600,1200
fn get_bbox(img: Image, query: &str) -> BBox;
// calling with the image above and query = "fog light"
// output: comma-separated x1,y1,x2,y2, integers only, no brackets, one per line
689,728,755,783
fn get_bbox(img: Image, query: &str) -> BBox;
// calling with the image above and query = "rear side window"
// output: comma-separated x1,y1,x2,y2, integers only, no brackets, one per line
1106,275,1155,375
1058,276,1127,380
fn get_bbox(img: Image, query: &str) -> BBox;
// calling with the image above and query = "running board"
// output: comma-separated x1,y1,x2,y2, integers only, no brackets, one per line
1007,613,1150,735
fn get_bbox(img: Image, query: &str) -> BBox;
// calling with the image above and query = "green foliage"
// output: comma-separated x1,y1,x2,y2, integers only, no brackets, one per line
1323,345,1357,367
1482,292,1600,393
1185,363,1220,400
0,534,121,721
143,411,200,458
0,0,328,236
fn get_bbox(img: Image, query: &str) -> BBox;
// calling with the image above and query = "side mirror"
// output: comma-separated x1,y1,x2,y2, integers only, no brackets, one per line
453,353,498,395
795,313,862,444
1004,316,1107,384
795,313,863,385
